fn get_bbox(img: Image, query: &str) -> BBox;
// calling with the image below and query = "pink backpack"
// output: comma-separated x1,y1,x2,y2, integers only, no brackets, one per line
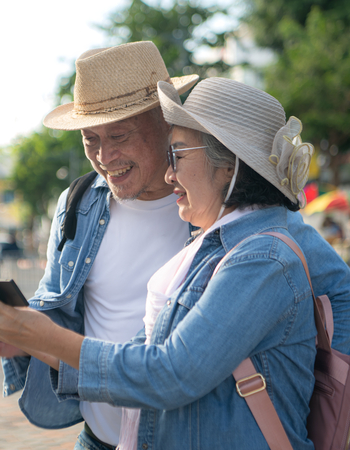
213,232,350,449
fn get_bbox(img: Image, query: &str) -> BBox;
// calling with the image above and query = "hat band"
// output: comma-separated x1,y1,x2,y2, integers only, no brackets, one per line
73,76,172,116
73,90,159,116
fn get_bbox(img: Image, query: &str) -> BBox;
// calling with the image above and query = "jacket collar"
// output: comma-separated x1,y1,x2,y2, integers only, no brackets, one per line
218,206,289,253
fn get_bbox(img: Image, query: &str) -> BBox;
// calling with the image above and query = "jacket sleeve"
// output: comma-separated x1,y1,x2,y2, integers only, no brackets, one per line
288,211,350,354
51,326,147,400
73,239,316,411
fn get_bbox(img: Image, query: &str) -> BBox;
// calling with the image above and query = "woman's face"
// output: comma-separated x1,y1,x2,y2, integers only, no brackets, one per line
165,126,233,231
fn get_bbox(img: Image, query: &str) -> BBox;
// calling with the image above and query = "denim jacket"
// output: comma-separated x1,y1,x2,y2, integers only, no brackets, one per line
2,181,350,435
57,207,317,449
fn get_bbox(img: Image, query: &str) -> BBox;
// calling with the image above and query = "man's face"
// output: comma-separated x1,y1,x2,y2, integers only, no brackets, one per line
81,108,173,201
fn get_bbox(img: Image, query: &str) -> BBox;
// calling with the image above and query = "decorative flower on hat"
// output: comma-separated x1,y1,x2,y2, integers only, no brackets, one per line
269,116,314,205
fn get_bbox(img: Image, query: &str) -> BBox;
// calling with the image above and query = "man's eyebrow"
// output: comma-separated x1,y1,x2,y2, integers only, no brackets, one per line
109,126,138,136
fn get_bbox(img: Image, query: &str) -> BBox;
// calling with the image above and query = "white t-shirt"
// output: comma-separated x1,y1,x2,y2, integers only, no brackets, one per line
80,193,189,445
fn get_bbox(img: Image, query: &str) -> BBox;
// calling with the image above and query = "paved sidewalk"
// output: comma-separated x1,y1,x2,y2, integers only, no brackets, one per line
0,370,83,450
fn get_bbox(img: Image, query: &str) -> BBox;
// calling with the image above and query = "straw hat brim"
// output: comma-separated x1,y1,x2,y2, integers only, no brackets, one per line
157,80,296,203
43,75,199,131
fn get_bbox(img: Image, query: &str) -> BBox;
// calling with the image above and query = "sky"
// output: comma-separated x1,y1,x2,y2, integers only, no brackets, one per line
0,0,125,148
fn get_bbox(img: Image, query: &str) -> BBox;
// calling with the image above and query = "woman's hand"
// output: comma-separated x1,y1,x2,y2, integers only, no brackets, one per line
0,301,49,350
0,342,28,358
0,301,83,370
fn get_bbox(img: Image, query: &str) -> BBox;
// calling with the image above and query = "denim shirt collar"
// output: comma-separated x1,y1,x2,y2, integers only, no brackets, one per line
91,173,109,190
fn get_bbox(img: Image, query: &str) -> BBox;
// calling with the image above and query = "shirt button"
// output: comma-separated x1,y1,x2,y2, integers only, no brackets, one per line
85,258,91,264
167,300,171,306
10,384,16,391
142,444,148,450
99,219,105,225
66,294,72,299
68,261,74,267
39,300,44,307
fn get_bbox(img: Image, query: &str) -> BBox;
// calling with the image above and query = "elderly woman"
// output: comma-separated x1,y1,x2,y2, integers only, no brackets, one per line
0,78,316,449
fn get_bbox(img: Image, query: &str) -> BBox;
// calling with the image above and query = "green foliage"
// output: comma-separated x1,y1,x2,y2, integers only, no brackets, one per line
10,129,88,225
264,8,350,145
262,7,350,184
242,0,350,51
102,0,231,77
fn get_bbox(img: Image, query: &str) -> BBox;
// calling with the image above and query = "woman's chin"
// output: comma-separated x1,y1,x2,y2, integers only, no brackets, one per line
178,208,193,225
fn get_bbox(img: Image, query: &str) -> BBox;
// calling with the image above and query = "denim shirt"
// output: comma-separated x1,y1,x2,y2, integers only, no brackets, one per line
59,207,317,449
2,184,350,435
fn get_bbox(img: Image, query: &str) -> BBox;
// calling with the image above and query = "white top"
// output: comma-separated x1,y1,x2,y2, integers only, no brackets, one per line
80,193,189,445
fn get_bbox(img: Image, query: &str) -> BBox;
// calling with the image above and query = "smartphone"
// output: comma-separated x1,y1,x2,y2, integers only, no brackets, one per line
0,280,29,307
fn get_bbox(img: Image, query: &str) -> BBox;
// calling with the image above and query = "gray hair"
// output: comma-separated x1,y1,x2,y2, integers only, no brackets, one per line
201,132,236,173
200,132,237,203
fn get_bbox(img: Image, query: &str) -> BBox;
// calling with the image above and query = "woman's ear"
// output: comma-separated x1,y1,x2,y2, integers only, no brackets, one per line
224,166,235,182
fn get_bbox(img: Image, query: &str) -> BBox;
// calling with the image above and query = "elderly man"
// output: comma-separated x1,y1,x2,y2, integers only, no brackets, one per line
2,41,198,450
1,41,350,450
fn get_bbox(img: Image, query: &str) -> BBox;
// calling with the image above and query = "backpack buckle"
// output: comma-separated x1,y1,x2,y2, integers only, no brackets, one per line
236,373,266,397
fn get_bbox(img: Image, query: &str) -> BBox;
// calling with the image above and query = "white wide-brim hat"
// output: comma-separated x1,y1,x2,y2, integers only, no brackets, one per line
44,41,199,130
157,78,314,203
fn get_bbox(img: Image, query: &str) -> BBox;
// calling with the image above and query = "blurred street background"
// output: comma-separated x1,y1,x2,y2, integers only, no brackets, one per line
0,257,83,449
1,0,350,448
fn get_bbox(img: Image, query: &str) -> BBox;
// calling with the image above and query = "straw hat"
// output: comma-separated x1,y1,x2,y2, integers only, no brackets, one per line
157,77,314,203
43,41,199,130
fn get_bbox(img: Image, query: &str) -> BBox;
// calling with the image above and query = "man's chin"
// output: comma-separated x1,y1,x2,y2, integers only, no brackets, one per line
110,185,145,202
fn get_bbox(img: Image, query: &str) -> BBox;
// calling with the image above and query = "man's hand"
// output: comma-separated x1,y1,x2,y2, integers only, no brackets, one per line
0,342,28,358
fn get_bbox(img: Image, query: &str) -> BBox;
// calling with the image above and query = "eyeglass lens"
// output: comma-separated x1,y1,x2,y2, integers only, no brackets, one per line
167,146,175,171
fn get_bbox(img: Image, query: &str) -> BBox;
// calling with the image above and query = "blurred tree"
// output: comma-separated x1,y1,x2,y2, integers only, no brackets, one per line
10,129,88,228
57,0,235,103
242,0,350,51
263,7,350,185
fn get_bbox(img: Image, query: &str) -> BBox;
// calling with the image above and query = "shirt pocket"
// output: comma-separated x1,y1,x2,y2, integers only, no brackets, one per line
58,244,81,289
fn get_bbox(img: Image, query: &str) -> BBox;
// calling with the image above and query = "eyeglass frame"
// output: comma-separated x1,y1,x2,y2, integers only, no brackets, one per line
167,145,208,172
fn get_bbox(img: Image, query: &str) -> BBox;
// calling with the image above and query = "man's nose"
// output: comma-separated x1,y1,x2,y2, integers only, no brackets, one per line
96,139,121,166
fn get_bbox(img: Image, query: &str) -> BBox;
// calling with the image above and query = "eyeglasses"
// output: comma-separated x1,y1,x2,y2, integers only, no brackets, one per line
167,145,207,172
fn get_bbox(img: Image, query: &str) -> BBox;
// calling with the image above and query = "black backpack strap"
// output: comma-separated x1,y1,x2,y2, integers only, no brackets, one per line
57,171,98,252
